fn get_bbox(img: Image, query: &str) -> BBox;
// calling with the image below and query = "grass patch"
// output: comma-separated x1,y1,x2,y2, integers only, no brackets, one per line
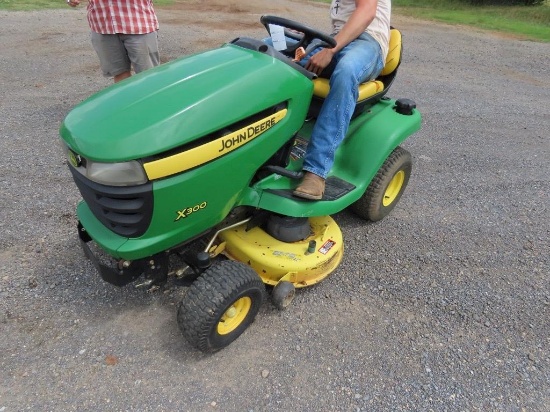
316,0,549,42
394,0,549,41
0,0,62,10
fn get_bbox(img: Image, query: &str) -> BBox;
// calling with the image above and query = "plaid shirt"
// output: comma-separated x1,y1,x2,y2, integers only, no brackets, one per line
87,0,159,35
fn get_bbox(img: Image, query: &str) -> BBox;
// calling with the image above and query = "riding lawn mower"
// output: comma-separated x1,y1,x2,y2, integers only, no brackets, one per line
59,16,421,352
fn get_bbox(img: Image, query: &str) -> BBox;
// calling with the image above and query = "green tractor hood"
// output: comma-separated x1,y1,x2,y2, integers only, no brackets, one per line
60,42,312,162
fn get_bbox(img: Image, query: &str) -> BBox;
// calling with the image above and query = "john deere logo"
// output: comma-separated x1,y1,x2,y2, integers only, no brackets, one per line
68,150,82,168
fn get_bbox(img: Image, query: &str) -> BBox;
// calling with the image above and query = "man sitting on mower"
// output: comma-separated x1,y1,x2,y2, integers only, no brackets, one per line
292,0,391,200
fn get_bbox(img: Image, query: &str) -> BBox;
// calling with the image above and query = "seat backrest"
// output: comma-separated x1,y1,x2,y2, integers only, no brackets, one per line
380,28,402,77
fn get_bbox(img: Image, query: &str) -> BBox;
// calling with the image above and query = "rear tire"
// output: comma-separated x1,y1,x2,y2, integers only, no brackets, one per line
350,146,412,222
177,260,265,352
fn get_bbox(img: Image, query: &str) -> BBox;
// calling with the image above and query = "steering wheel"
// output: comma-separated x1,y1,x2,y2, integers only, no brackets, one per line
260,15,336,58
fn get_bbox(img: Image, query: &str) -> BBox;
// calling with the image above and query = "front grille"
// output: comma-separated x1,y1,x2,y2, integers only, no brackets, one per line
69,167,153,238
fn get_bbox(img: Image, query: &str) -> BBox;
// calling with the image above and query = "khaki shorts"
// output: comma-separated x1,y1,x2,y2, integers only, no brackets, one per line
91,31,160,78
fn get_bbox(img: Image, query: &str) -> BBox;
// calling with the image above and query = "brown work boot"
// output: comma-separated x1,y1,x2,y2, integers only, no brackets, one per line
293,172,325,200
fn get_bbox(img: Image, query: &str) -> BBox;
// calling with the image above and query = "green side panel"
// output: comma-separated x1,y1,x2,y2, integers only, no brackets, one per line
253,99,422,217
60,44,312,162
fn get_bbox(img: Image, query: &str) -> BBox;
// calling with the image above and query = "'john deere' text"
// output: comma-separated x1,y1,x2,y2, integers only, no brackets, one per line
218,117,276,152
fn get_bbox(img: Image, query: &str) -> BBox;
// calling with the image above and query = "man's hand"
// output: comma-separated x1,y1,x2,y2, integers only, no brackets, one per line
305,48,335,76
67,0,81,7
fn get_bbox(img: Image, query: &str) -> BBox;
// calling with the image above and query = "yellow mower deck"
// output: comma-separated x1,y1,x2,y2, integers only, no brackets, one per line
220,216,343,288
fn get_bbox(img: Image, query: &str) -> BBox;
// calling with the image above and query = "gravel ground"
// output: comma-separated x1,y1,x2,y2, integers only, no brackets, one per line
1,1,549,411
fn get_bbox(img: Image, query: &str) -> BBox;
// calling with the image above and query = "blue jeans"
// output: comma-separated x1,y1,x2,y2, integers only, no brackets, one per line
302,33,384,179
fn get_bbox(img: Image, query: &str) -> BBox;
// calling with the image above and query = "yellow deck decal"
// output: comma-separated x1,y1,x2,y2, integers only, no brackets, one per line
144,109,287,180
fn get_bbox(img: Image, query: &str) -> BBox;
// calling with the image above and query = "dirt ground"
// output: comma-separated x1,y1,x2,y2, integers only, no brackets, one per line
1,1,549,411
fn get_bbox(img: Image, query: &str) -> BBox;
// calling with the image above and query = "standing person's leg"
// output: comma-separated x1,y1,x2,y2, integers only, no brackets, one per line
91,32,132,83
294,34,384,199
122,32,160,75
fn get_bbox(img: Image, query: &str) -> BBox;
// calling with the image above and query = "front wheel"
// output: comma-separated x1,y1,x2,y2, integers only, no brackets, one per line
177,260,266,352
350,146,412,221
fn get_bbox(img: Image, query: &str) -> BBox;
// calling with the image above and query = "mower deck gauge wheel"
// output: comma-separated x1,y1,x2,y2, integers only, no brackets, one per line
272,281,296,310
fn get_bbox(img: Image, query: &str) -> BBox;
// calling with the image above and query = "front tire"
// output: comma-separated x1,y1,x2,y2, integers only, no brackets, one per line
350,146,412,221
177,260,266,352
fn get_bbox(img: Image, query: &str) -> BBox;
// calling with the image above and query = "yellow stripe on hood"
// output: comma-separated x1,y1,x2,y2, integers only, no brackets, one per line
144,109,287,180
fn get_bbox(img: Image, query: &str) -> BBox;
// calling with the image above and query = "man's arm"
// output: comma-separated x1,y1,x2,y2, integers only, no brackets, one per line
305,0,379,75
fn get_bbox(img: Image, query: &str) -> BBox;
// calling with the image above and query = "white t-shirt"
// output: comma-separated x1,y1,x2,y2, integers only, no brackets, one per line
330,0,391,61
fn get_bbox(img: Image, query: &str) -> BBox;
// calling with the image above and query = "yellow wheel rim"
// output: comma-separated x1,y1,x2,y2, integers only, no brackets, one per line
217,296,252,335
383,170,405,207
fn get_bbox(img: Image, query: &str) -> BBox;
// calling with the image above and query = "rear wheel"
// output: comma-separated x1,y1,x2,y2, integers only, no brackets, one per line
177,260,266,352
350,146,412,221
